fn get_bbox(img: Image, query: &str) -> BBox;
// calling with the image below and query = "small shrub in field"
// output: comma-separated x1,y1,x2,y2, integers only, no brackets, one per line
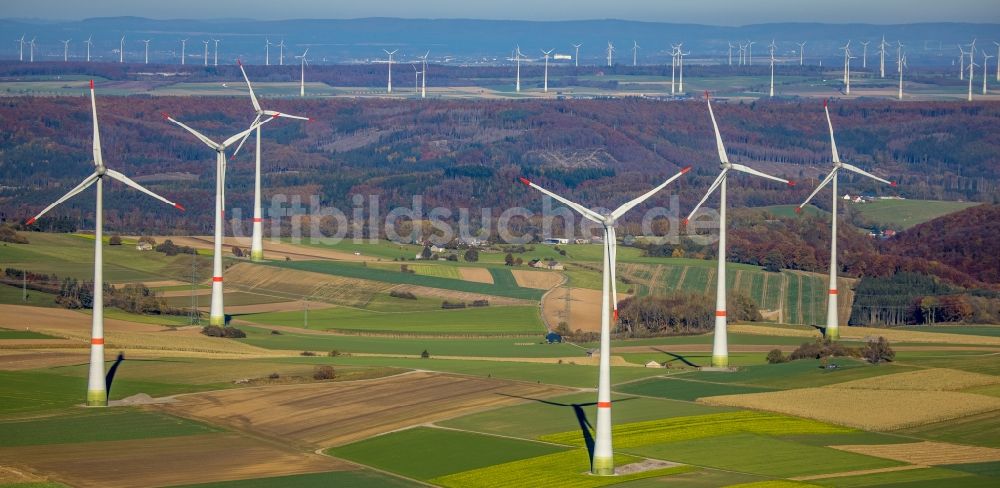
313,365,335,380
222,327,246,338
441,300,466,309
201,325,224,337
861,336,895,364
390,290,417,300
268,372,280,380
766,349,787,364
470,299,489,307
421,349,430,359
270,329,282,335
328,350,340,357
300,351,316,357
789,339,857,361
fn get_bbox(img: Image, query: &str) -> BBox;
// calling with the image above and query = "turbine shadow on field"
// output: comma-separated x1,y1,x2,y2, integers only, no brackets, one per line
498,393,638,466
651,347,700,368
104,352,125,399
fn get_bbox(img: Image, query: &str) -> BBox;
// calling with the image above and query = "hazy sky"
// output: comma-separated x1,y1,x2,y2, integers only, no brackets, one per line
5,0,999,25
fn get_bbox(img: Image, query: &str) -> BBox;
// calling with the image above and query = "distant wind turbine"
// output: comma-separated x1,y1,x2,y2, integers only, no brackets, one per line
728,42,734,66
670,44,680,94
632,40,639,67
747,40,755,65
384,49,398,93
297,48,309,97
898,51,907,100
686,92,794,368
29,37,35,63
768,40,776,97
841,41,853,94
967,54,978,102
678,46,689,93
203,40,209,67
797,41,806,66
519,167,690,477
142,39,150,64
419,51,429,98
180,39,187,65
508,46,526,92
412,64,420,94
119,35,125,63
278,40,285,65
542,48,554,92
860,41,870,69
879,36,888,78
985,52,994,94
572,43,581,67
85,36,93,62
606,41,614,67
213,39,220,66
265,38,271,66
16,35,24,62
62,39,70,62
25,80,184,406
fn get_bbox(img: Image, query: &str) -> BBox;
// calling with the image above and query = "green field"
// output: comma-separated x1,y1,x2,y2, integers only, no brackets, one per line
242,304,544,334
0,327,59,339
0,408,220,447
329,427,566,481
174,471,419,488
617,377,779,401
848,199,980,229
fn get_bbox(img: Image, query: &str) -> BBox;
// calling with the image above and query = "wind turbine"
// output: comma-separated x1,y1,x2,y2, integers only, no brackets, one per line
727,42,734,66
230,61,310,262
29,37,35,63
685,93,794,368
878,36,888,78
17,35,24,62
841,41,852,95
747,40,755,65
203,40,209,67
796,100,895,340
418,51,429,98
670,44,680,94
412,64,420,94
768,40,776,97
25,80,184,406
897,41,904,75
632,40,639,67
508,46,525,92
278,40,285,65
797,41,806,66
572,43,581,67
995,42,999,81
180,39,187,65
984,51,993,95
119,36,125,63
162,113,273,328
542,48,554,92
958,45,967,81
678,47,689,93
860,41,870,69
265,38,271,66
967,55,977,102
383,49,398,94
606,41,614,67
297,48,309,97
85,36,92,62
519,167,690,476
213,39,220,66
142,39,150,64
62,39,70,62
898,52,907,100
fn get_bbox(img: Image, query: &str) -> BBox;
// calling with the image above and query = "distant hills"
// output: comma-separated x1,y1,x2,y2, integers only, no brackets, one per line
2,17,999,65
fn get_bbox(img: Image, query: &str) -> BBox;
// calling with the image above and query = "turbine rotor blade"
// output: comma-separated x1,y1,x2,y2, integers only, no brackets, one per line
840,162,893,186
608,226,619,320
163,114,221,150
610,166,691,220
26,172,100,224
686,170,727,221
729,163,793,185
799,167,838,210
221,116,276,148
517,177,604,224
238,61,262,113
104,169,184,210
824,100,841,162
263,110,309,121
89,80,103,169
229,114,262,160
705,94,730,164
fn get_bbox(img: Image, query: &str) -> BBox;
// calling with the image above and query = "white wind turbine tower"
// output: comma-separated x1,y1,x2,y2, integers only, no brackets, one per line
162,113,273,327
796,100,895,340
958,45,966,81
898,52,907,100
203,40,209,66
17,35,24,62
670,44,680,94
678,47,689,93
879,36,888,78
686,93,794,368
841,41,852,95
297,48,309,97
542,49,554,92
180,39,187,65
29,37,35,62
860,41,870,69
230,61,310,262
265,38,271,66
419,51,429,98
994,42,999,81
728,42,734,66
982,51,992,95
508,46,525,92
62,39,70,62
897,41,904,75
142,40,150,64
519,167,690,476
572,43,581,67
768,40,776,97
967,55,977,102
25,80,184,406
412,64,420,94
278,40,285,65
606,41,614,67
747,40,755,65
119,36,125,63
85,36,93,62
213,39,220,66
797,41,806,66
384,49,398,93
632,41,639,67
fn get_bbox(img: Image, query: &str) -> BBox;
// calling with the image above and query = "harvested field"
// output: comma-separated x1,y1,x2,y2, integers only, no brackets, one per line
389,284,533,307
829,368,1000,391
830,441,1000,465
729,323,1000,346
0,350,87,370
0,433,349,488
160,288,212,298
511,270,563,290
145,235,377,262
728,324,821,338
699,388,1000,431
225,262,394,307
163,371,571,448
212,300,336,315
0,304,164,334
458,267,494,284
542,287,627,333
115,279,185,288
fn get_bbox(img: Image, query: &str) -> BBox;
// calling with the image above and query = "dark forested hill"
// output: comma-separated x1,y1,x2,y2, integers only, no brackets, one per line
0,95,996,239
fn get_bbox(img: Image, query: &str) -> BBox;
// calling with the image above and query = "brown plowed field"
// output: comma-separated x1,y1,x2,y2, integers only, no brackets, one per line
0,433,349,488
458,267,494,284
163,371,570,448
511,270,563,290
830,441,1000,465
541,287,627,333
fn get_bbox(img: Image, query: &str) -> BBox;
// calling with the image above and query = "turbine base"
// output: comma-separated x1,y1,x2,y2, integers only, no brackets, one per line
250,249,264,262
711,354,729,368
86,389,107,407
592,456,615,476
209,315,226,327
826,325,840,340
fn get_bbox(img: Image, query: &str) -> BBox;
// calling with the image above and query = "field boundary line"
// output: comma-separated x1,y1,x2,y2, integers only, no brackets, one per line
790,464,928,481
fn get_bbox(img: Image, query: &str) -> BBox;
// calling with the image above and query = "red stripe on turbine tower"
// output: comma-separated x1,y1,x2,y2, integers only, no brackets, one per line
252,218,263,222
829,289,838,294
91,338,104,345
715,310,727,317
597,402,612,408
212,276,223,282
